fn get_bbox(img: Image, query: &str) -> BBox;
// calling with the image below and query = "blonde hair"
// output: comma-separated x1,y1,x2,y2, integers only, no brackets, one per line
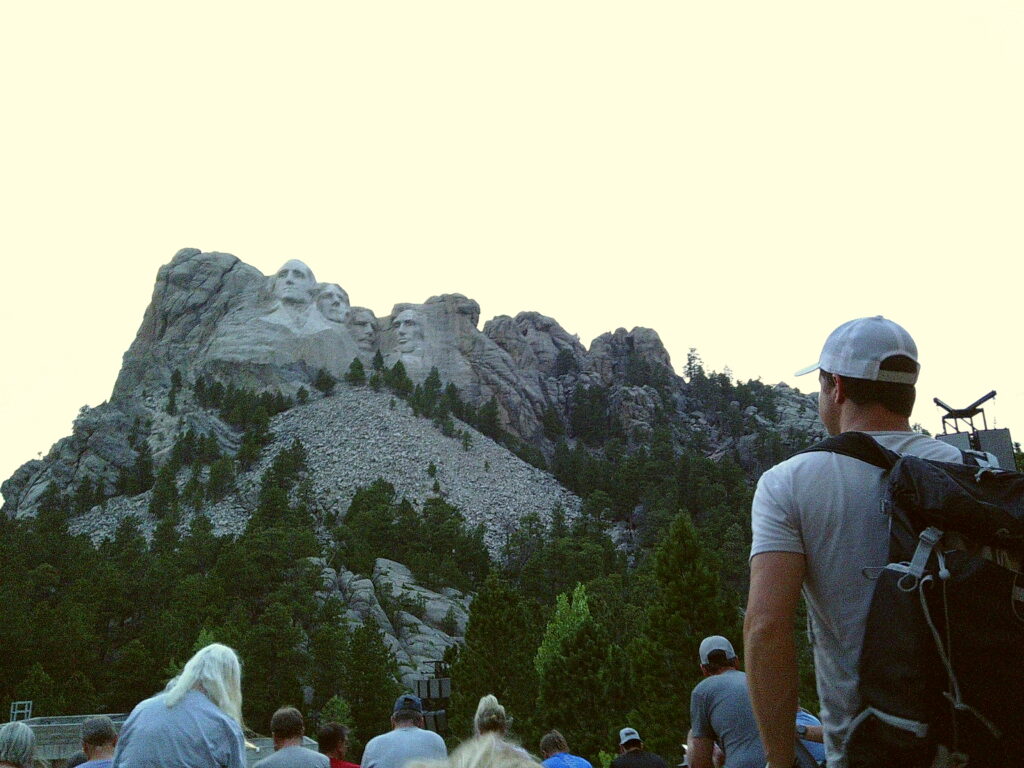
164,643,243,724
473,694,509,736
408,734,541,768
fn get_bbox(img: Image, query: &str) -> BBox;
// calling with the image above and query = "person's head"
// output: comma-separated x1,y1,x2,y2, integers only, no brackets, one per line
317,722,350,759
316,283,350,323
271,259,317,304
618,727,643,754
270,706,305,748
443,733,542,768
0,721,35,768
347,307,378,352
473,694,509,737
395,309,424,353
796,316,919,434
698,635,739,676
81,716,118,759
539,730,569,759
392,693,425,729
164,642,243,724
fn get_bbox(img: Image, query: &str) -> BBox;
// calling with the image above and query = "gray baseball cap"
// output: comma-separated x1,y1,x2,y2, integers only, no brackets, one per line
698,635,737,664
795,315,919,384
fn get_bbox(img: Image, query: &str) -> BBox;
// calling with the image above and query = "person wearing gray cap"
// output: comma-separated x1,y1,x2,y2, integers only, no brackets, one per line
686,636,764,768
744,316,962,768
360,694,446,768
80,716,118,768
610,727,667,768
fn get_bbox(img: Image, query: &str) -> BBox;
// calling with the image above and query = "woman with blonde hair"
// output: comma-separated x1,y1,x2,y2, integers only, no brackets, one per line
408,733,542,768
112,643,246,768
471,695,534,760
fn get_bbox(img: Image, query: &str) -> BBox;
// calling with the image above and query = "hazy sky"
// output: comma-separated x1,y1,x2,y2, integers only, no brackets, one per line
2,2,1022,495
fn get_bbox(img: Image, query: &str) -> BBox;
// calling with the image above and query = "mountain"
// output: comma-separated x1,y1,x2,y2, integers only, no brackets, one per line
1,247,822,685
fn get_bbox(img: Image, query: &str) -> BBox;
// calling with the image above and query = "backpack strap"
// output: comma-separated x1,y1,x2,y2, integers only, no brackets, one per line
796,431,900,471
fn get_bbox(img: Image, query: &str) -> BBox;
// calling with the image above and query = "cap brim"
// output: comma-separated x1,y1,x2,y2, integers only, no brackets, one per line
793,362,820,377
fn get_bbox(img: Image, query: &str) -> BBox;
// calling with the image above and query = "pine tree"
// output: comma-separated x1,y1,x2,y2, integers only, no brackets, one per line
448,573,540,741
345,358,367,386
627,513,741,758
206,456,236,501
534,583,590,678
535,617,630,763
149,464,179,518
342,624,402,757
477,397,501,439
314,368,337,395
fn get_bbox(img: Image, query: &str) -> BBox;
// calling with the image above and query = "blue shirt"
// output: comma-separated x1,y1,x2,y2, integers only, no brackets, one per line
543,753,593,768
112,690,246,768
796,710,826,763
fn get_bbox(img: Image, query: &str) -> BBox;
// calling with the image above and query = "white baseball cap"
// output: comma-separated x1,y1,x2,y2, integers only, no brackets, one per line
619,727,642,745
795,315,919,385
698,635,737,664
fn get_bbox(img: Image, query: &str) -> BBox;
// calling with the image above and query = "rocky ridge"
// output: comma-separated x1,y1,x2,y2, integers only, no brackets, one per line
1,247,823,685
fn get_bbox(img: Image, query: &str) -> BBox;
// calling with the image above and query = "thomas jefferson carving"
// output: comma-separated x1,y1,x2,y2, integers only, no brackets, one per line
316,283,350,324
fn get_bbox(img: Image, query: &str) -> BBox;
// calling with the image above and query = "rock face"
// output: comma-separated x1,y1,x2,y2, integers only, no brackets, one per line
1,246,824,681
327,558,470,685
3,247,822,519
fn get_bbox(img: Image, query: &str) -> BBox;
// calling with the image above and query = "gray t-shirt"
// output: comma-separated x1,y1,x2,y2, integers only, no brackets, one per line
111,690,246,768
751,431,962,768
360,726,447,768
689,669,765,768
255,745,330,768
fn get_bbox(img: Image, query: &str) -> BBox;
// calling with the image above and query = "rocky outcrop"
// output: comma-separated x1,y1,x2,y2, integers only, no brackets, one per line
316,558,469,685
3,248,827,521
586,327,675,387
56,386,578,549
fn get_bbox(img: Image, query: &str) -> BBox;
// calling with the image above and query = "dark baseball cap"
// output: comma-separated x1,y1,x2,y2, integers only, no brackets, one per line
393,693,423,714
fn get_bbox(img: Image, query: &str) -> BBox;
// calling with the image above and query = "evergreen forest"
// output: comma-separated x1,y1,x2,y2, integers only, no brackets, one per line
0,353,823,765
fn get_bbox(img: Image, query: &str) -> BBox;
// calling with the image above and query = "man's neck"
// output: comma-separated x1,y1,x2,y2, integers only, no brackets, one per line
86,746,116,762
274,737,304,751
839,405,912,434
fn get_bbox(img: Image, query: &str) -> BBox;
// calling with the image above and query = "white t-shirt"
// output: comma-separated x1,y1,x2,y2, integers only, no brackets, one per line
750,431,962,768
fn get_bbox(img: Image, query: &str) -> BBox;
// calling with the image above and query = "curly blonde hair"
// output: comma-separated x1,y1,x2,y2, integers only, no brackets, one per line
473,694,510,736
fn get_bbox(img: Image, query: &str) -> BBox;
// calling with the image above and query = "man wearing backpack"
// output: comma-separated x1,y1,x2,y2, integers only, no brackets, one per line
743,316,963,768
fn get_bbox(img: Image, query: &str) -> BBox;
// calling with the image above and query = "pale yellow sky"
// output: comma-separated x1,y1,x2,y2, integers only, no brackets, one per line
2,2,1023,493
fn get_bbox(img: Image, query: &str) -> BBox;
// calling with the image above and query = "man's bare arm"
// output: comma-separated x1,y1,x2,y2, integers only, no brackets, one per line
687,733,715,768
744,551,806,767
801,724,823,743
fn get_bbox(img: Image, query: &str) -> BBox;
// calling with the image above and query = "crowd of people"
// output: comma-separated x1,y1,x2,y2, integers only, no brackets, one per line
2,315,959,768
0,638,826,768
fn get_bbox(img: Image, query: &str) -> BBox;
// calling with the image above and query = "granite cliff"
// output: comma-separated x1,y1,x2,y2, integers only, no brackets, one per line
1,247,822,683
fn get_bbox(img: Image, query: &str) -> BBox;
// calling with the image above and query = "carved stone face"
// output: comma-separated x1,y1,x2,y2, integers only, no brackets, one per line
395,309,424,353
316,283,350,323
272,260,316,304
347,308,378,352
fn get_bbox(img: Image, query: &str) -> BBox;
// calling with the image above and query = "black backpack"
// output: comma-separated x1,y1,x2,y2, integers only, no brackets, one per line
802,432,1024,768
